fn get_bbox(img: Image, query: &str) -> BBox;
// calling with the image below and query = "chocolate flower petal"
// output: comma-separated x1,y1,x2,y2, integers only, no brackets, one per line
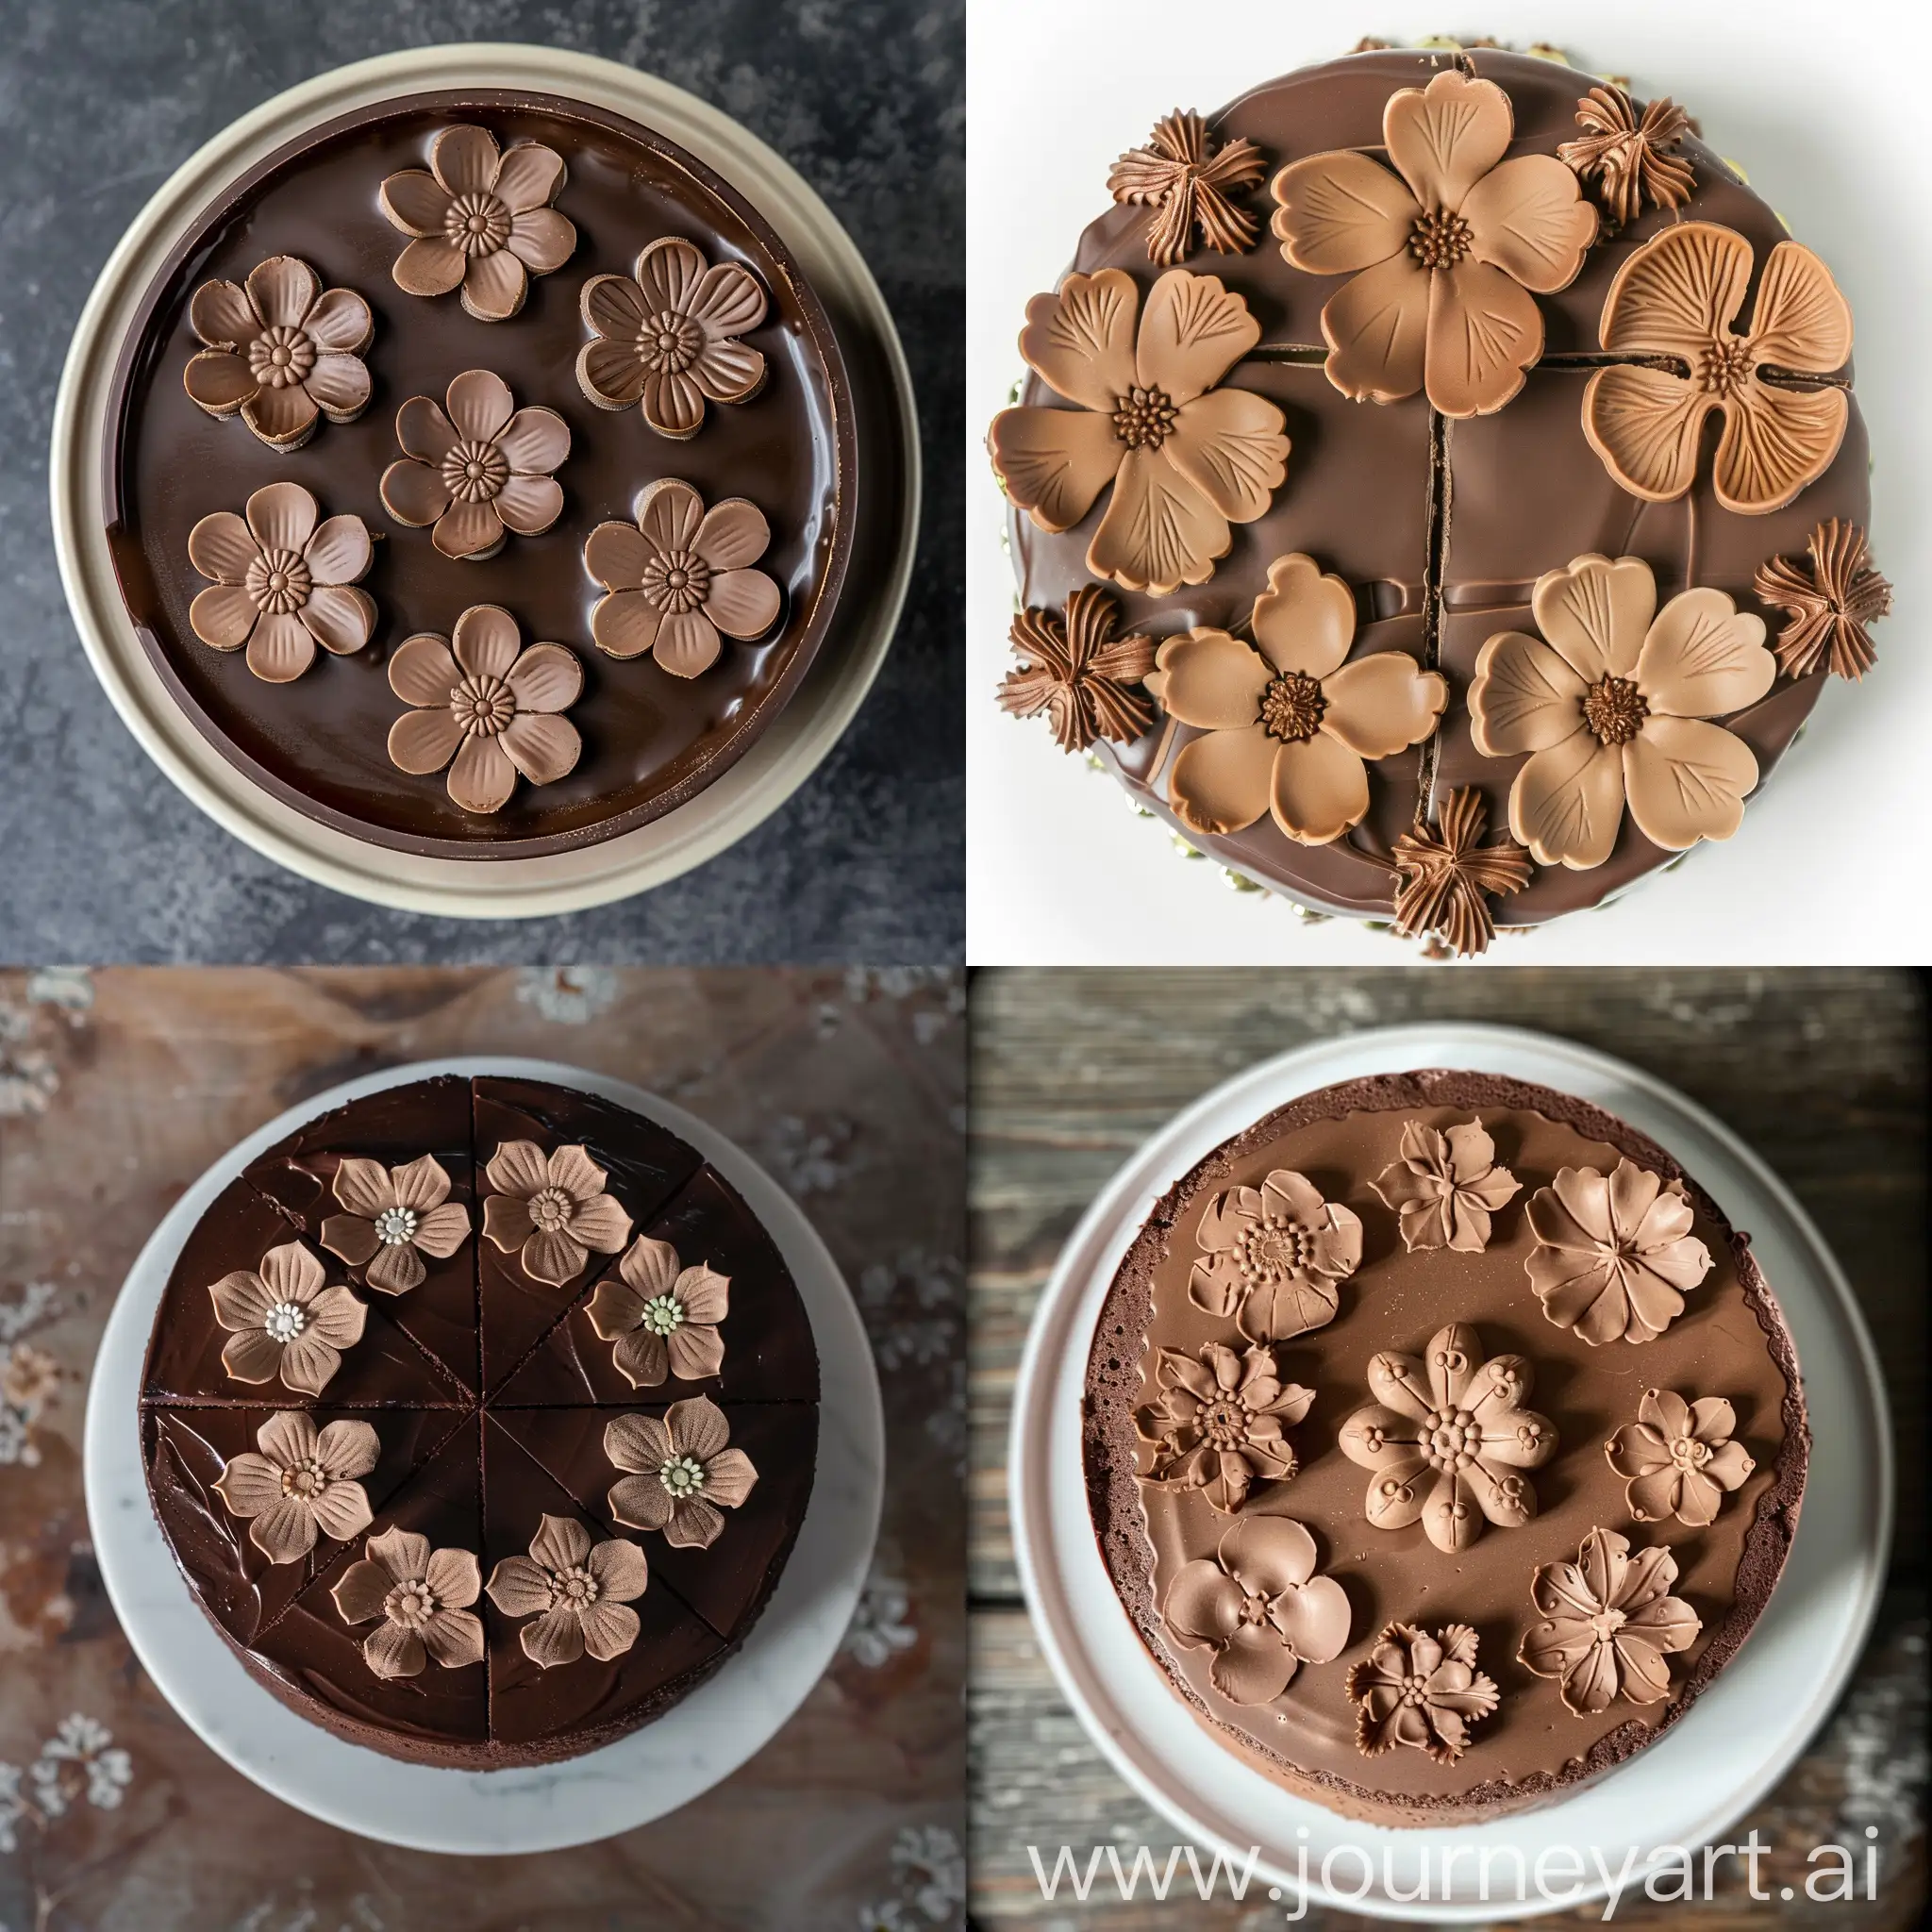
1135,269,1259,408
637,235,707,312
703,1446,758,1510
463,248,527,323
1017,269,1139,410
1270,729,1369,846
184,349,258,413
448,732,518,814
1163,388,1291,523
493,142,566,214
322,1212,381,1267
246,481,319,554
1583,363,1716,503
1089,444,1224,595
1601,221,1751,359
1271,1574,1351,1663
394,237,469,298
608,1475,675,1530
675,1267,728,1326
1169,723,1274,836
654,609,724,679
364,1621,425,1681
614,1328,669,1387
299,587,375,656
486,1140,550,1200
1424,258,1541,417
985,406,1123,534
576,337,648,408
188,511,259,584
484,1554,554,1620
431,122,499,197
1624,718,1757,850
331,1558,393,1624
1252,554,1357,679
504,643,582,714
452,602,522,681
1272,148,1416,273
693,498,771,573
691,334,765,405
247,255,319,329
523,1605,586,1667
446,368,516,443
1636,589,1773,720
432,499,504,560
304,288,373,354
190,279,258,347
189,584,258,651
409,1201,471,1259
494,475,564,537
1321,653,1447,760
389,633,461,708
1712,379,1847,517
1469,631,1588,758
1149,630,1268,730
389,706,466,775
643,367,707,440
501,713,581,787
1383,70,1511,212
303,514,373,587
364,1242,425,1294
578,1601,641,1662
690,260,767,340
1459,155,1596,293
277,1332,342,1395
1513,731,1625,870
583,271,651,340
397,395,460,464
421,1607,485,1669
242,383,318,445
667,1323,724,1381
1749,240,1854,374
250,1496,319,1565
245,613,315,684
706,569,781,641
1165,1559,1242,1643
314,1419,378,1480
584,521,654,591
494,406,571,476
379,169,452,238
221,1327,284,1382
308,1481,372,1544
1211,1624,1299,1705
304,353,371,421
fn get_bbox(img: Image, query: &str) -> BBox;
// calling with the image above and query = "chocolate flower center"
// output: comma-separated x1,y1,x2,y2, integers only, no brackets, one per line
1582,674,1648,746
1111,385,1178,450
1236,1590,1272,1627
450,674,517,740
442,439,510,505
1695,336,1755,399
525,1182,575,1229
281,1455,325,1499
1423,1406,1484,1473
246,548,312,615
1239,1216,1317,1281
658,1453,707,1498
263,1299,309,1343
1259,671,1327,744
1669,1435,1708,1468
1408,208,1474,270
373,1205,419,1246
387,1577,439,1628
1200,1398,1251,1448
248,324,316,389
444,191,511,257
641,1292,686,1336
550,1563,600,1607
639,309,705,374
1588,1606,1628,1641
641,549,712,614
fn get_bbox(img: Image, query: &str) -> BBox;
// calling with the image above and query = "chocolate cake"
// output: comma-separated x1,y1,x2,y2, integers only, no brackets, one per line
140,1074,820,1769
105,90,858,857
991,44,1890,955
1082,1072,1806,1824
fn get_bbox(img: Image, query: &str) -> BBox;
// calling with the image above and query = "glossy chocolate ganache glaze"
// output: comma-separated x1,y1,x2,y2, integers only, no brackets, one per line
107,92,855,857
140,1075,820,1768
1082,1073,1807,1824
991,47,1889,953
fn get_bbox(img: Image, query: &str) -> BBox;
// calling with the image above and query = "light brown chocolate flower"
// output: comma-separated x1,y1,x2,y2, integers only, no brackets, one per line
1162,1515,1350,1706
1755,520,1892,682
1558,85,1695,228
1583,222,1852,514
1145,553,1446,844
583,478,780,675
208,1241,366,1395
1271,70,1596,416
997,586,1157,754
1524,1160,1712,1344
330,1525,485,1680
1389,790,1532,958
1469,552,1774,871
605,1396,758,1550
485,1512,650,1667
211,1409,378,1565
187,482,375,684
481,1140,633,1289
387,606,584,815
1339,1323,1557,1553
1607,1389,1754,1526
319,1154,472,1295
183,256,372,448
1347,1623,1499,1763
1518,1524,1700,1715
379,371,570,561
379,125,575,321
1188,1165,1362,1343
987,268,1290,596
1371,1118,1520,1254
576,237,768,439
1107,110,1266,265
1136,1340,1314,1513
586,1235,729,1389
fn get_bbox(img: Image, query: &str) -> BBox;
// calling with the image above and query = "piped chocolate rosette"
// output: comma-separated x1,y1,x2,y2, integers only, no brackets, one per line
990,43,1887,956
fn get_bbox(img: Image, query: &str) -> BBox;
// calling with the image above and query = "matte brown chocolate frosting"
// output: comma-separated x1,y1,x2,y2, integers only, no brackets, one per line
1083,1072,1807,1824
1006,49,1872,931
140,1075,820,1768
108,91,856,858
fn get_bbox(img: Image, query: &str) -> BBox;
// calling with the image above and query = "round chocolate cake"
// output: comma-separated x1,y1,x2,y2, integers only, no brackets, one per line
140,1074,820,1768
106,90,855,857
1082,1072,1806,1824
991,43,1889,955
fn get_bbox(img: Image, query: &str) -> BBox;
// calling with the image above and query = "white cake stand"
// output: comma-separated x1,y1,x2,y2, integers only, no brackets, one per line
83,1057,883,1854
1009,1023,1892,1922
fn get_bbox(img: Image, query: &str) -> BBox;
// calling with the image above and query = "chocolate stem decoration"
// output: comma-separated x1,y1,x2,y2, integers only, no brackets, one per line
1389,791,1531,958
997,587,1157,753
1107,109,1266,264
1754,520,1892,681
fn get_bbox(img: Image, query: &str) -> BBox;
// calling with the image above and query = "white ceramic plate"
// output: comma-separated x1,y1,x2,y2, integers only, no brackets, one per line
1008,1023,1891,1920
52,44,920,918
83,1057,883,1855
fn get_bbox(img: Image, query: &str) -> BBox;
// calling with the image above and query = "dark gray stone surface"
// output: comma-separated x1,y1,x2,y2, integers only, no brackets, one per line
0,0,961,962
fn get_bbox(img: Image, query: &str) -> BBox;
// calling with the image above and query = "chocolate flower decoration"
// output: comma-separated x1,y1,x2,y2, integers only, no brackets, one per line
987,268,1291,596
1136,1340,1315,1514
1525,1160,1712,1344
1755,519,1892,682
1107,109,1266,265
586,1235,728,1389
605,1396,758,1550
387,606,584,815
1583,222,1852,514
481,1140,633,1289
576,237,768,439
1558,85,1695,228
379,124,575,321
1188,1165,1362,1343
1371,1120,1519,1254
208,1241,365,1395
380,371,569,561
187,482,375,684
319,1154,472,1295
330,1526,484,1681
1607,1389,1755,1526
1469,553,1774,871
583,479,780,676
1339,1323,1557,1553
486,1513,650,1667
1163,1516,1349,1707
1271,70,1595,416
1519,1525,1700,1715
1347,1623,1499,1764
1389,790,1532,959
211,1410,378,1565
184,256,373,448
997,586,1157,754
1145,553,1446,844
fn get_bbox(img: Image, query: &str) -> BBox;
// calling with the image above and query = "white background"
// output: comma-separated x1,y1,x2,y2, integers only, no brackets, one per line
966,0,1932,963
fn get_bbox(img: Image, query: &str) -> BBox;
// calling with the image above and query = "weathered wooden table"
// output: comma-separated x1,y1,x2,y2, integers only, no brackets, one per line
0,966,964,1932
970,969,1926,1929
